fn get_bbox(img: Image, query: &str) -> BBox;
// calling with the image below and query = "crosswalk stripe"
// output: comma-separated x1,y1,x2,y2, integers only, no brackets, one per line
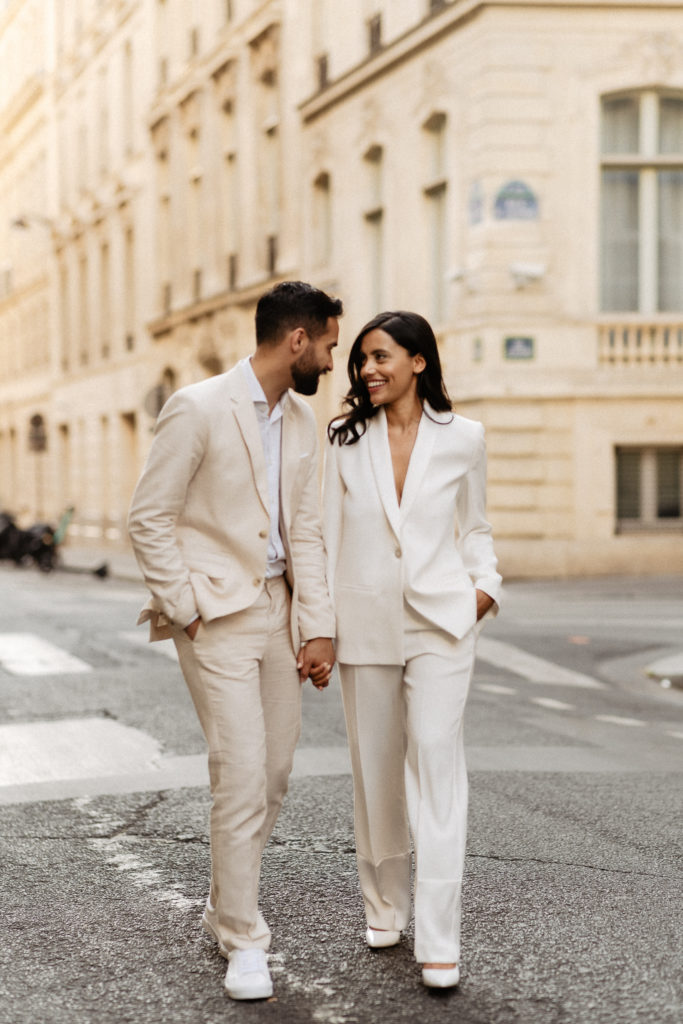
0,717,162,786
475,683,518,695
531,697,575,711
477,636,605,689
594,714,646,728
0,633,92,675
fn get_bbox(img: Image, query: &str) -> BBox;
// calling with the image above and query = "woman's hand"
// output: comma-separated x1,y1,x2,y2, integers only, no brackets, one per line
475,589,494,622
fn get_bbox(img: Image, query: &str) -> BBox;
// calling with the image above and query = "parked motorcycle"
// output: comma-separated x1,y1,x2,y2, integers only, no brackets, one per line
0,507,73,573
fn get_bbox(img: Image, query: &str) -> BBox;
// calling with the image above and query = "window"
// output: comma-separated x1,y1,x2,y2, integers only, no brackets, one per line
228,252,238,291
423,112,448,324
316,53,329,90
368,14,382,55
364,146,384,311
616,447,683,531
267,234,278,276
312,171,332,267
601,92,683,313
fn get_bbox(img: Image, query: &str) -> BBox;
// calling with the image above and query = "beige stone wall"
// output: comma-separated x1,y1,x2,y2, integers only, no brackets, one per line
0,0,681,574
300,2,683,577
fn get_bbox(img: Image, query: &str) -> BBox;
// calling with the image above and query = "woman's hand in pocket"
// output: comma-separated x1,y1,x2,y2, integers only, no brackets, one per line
475,590,494,622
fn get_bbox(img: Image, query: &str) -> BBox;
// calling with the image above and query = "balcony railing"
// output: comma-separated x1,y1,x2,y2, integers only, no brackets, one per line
598,320,683,365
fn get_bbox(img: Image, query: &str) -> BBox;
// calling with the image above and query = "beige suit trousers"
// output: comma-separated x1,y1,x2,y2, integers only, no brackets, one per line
174,576,301,954
340,618,476,965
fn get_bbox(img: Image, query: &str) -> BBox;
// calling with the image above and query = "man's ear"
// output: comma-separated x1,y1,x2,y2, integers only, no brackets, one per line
288,327,307,354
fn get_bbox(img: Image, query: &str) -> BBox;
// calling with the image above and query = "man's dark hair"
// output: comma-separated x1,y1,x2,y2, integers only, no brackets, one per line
255,281,343,345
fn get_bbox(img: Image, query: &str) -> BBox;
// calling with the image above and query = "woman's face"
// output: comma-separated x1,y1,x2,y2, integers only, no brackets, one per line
359,329,426,407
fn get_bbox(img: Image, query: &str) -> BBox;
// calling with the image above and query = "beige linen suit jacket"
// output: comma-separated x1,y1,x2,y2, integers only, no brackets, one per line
128,364,335,648
323,405,502,665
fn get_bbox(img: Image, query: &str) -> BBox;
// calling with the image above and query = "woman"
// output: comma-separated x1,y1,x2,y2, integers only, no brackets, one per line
323,311,501,988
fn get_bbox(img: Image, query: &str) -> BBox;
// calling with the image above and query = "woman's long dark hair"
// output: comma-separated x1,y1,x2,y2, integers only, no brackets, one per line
328,310,453,446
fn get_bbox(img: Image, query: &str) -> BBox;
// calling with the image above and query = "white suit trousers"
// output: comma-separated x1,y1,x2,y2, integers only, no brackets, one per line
173,576,301,955
339,623,476,965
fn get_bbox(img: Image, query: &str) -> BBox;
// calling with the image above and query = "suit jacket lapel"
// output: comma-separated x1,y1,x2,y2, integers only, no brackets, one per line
368,409,401,541
228,369,269,515
398,409,438,522
279,393,298,529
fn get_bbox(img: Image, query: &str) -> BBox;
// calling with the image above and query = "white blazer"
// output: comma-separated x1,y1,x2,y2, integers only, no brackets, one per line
128,364,335,648
323,404,501,665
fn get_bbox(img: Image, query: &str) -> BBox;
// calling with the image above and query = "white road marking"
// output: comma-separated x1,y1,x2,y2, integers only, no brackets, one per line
594,714,646,728
0,717,162,786
477,636,605,689
476,683,518,695
74,799,202,913
0,633,91,675
531,697,575,711
90,836,202,912
666,731,683,740
120,630,178,661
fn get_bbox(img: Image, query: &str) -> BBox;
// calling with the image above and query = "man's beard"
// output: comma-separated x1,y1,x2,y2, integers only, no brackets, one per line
291,348,324,395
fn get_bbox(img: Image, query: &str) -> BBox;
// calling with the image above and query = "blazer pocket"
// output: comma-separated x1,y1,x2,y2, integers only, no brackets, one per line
336,581,375,593
187,552,232,576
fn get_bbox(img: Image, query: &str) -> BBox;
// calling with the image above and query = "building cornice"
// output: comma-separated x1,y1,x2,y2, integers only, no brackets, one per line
301,0,683,123
0,71,45,136
147,275,291,338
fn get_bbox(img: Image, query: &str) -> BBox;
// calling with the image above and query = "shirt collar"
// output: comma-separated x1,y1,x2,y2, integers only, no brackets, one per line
240,356,286,421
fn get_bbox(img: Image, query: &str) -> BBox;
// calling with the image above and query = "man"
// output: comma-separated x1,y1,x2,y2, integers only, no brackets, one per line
128,281,342,1000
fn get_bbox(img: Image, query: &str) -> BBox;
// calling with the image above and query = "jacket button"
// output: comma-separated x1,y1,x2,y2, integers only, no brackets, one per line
253,577,261,586
259,530,267,539
395,548,402,558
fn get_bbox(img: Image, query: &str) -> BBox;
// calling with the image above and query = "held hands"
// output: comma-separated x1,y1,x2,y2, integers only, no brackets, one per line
476,589,495,622
297,637,335,691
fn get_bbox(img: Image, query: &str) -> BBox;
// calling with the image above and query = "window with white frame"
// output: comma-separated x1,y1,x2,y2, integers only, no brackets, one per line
616,446,683,531
600,91,683,313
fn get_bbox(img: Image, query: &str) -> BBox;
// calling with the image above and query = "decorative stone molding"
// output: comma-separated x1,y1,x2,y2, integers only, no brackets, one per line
179,90,201,139
151,116,170,161
250,24,279,86
212,60,237,114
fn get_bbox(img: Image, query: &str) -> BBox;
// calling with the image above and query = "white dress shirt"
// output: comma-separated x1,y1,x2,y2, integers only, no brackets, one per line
240,357,287,578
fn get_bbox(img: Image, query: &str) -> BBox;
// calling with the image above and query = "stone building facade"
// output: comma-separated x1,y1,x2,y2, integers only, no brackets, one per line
0,0,682,576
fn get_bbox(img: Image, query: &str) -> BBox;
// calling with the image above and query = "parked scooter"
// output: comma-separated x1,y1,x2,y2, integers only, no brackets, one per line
0,507,74,573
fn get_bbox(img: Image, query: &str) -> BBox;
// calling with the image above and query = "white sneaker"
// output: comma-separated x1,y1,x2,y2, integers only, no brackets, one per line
224,948,273,1000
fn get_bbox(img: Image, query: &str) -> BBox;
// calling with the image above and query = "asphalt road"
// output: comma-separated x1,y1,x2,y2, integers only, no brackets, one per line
0,564,681,1024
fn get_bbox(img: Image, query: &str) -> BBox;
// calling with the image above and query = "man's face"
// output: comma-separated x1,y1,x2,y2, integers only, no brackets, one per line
291,317,339,395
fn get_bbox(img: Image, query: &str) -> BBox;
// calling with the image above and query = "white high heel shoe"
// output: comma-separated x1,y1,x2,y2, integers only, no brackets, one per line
365,926,401,948
422,963,460,988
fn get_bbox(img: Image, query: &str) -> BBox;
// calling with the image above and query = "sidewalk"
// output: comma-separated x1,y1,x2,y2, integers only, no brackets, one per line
58,539,142,584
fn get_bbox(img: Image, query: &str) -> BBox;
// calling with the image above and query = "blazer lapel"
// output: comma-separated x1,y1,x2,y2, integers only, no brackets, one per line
228,371,269,515
368,410,401,541
279,394,298,528
398,408,438,522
